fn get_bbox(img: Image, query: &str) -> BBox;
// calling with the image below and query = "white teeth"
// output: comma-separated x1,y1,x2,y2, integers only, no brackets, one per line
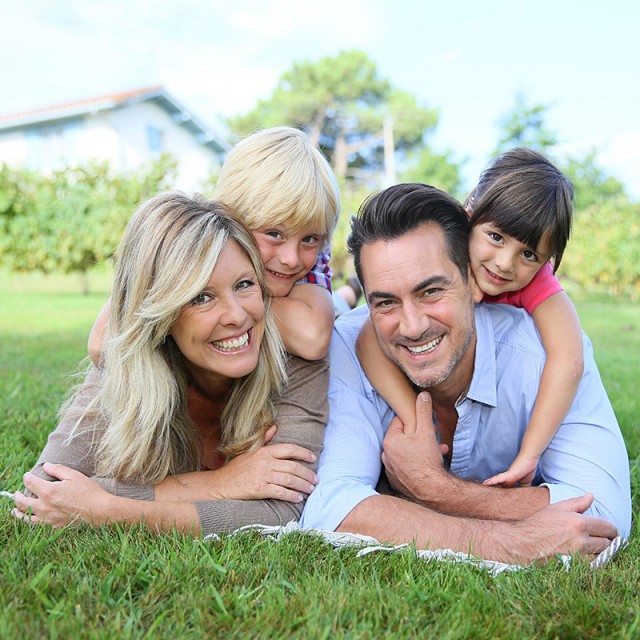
213,332,249,351
407,336,442,354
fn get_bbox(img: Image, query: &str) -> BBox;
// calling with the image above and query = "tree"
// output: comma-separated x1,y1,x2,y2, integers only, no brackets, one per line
399,148,465,200
227,50,440,183
494,93,558,154
0,156,176,293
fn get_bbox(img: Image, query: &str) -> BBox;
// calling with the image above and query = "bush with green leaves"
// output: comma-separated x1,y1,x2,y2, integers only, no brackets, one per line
562,198,640,299
0,156,176,292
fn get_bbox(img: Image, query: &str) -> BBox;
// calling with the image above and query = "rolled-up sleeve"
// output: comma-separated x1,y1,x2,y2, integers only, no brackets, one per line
301,310,394,530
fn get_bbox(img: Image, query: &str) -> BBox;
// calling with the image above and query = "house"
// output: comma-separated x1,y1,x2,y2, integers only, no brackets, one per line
0,86,230,190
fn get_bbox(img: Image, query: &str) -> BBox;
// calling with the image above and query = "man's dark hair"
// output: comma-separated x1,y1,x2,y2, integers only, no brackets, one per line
347,183,471,290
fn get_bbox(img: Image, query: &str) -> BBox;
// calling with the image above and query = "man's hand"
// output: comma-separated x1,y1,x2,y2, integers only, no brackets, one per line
382,392,448,501
504,493,618,564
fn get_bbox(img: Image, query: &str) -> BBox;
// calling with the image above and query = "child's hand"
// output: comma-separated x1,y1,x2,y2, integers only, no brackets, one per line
482,453,540,487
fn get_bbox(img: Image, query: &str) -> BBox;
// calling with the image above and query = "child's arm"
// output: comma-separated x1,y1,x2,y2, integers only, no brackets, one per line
271,284,334,360
87,299,111,365
356,317,419,433
484,291,584,487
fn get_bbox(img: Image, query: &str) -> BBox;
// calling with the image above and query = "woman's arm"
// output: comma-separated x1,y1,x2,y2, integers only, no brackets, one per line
356,317,418,432
484,291,584,486
271,284,334,360
20,355,330,535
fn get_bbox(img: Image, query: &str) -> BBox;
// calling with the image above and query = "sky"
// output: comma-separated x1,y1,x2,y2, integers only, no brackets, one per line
2,0,639,198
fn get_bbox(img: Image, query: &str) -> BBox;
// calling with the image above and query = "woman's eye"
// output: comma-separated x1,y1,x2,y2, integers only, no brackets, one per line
237,279,257,291
190,292,212,305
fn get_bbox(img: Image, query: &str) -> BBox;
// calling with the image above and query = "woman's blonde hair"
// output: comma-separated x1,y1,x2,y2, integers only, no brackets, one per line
68,192,287,483
214,126,340,245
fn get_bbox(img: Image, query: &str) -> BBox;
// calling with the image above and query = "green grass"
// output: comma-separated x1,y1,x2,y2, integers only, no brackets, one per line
1,274,638,639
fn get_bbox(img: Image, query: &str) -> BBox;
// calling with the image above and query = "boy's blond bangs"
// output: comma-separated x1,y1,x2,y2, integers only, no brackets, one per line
214,126,340,240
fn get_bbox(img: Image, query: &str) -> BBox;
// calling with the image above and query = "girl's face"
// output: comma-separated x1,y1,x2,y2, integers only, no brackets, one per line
252,222,323,297
468,222,551,296
169,240,265,391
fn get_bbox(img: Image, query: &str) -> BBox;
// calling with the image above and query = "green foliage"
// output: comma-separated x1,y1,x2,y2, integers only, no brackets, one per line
562,198,640,299
494,93,558,154
0,156,176,292
227,50,439,182
563,152,629,210
399,147,465,200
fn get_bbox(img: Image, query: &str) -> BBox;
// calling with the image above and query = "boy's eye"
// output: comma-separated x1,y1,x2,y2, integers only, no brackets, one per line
302,234,321,245
266,230,283,240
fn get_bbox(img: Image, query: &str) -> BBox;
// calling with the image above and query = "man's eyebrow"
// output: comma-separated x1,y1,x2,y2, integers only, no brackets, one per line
412,275,451,293
367,275,452,302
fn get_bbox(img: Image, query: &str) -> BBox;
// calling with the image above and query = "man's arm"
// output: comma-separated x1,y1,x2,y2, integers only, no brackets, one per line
382,393,550,520
337,492,617,565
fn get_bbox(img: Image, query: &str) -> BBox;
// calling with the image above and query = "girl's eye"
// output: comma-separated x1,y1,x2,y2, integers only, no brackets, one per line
488,232,503,242
522,250,539,262
190,292,212,305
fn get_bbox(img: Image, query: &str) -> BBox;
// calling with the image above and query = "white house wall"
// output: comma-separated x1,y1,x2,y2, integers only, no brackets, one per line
0,100,221,192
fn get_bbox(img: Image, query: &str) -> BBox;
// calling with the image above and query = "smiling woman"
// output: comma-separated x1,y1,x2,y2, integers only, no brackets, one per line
12,192,328,535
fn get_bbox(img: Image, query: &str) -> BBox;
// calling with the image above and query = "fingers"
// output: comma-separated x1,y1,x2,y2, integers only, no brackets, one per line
12,508,43,525
413,392,433,436
551,492,594,515
263,424,277,444
483,471,516,487
265,443,317,464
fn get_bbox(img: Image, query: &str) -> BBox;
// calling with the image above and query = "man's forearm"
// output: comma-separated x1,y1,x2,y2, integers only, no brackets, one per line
413,469,550,520
336,493,616,565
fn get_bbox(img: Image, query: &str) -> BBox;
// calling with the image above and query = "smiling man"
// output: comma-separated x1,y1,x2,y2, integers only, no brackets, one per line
301,183,631,564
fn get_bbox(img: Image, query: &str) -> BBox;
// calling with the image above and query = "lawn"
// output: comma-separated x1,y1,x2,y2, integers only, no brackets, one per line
1,275,638,639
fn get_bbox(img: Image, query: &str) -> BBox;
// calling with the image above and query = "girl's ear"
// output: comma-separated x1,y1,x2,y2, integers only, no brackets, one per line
464,205,473,221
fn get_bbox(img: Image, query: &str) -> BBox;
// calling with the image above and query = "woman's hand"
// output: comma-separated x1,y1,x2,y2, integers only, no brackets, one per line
12,463,113,527
210,425,319,503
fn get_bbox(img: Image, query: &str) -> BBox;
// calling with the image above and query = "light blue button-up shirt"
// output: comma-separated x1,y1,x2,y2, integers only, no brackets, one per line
301,303,631,537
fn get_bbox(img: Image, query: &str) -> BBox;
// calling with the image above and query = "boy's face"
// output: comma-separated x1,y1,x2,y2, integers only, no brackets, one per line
252,222,323,297
468,223,552,296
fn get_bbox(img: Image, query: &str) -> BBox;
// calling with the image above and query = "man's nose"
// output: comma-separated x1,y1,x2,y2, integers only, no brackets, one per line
399,302,429,340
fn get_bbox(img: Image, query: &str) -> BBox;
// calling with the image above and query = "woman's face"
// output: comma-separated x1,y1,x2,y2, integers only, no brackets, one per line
169,240,265,390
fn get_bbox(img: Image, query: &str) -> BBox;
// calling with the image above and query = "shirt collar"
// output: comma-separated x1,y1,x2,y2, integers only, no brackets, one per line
465,304,497,407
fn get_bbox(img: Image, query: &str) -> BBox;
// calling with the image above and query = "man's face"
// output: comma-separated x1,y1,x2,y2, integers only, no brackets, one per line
361,223,481,392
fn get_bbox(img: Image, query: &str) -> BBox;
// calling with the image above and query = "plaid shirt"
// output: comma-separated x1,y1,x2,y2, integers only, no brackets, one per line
296,250,333,292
